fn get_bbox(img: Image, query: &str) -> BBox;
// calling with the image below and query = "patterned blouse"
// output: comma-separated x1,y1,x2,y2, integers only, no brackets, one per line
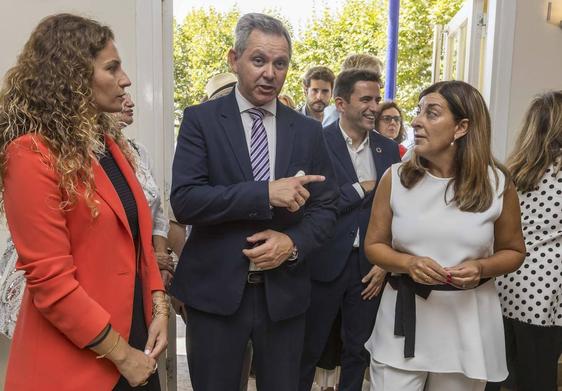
0,139,168,337
496,163,562,326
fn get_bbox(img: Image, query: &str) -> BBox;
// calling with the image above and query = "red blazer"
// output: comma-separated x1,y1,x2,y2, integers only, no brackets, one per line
3,135,164,391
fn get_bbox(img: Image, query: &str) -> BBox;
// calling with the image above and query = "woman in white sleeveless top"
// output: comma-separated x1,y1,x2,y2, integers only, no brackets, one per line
363,80,525,391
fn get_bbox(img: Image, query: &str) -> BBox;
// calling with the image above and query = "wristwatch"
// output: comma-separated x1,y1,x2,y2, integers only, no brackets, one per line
287,245,299,262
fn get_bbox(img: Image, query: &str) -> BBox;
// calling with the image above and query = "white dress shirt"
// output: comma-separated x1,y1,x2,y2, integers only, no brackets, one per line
235,86,278,270
235,86,277,180
339,123,376,247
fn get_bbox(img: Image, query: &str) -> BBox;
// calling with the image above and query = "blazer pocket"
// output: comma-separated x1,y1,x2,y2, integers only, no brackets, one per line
286,161,311,177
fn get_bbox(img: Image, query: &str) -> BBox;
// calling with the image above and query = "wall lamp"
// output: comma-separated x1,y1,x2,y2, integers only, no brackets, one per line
547,1,562,28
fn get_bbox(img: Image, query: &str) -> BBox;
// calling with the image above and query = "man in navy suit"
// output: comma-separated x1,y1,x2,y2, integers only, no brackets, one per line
299,69,401,391
170,13,338,391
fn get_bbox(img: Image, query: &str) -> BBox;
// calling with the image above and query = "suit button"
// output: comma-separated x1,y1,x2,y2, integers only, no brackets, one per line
249,212,258,218
349,231,355,237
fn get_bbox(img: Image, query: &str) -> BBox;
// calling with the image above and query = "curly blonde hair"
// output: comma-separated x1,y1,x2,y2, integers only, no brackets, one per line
0,14,134,216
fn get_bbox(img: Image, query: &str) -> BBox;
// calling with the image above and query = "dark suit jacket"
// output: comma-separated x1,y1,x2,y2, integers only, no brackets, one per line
307,120,401,282
170,90,339,321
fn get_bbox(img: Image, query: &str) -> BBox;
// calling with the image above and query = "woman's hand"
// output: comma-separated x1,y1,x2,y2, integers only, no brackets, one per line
144,316,168,360
406,256,449,285
109,341,157,387
445,259,483,289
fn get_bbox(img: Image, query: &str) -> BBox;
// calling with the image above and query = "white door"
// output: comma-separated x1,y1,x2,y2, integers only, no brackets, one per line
432,0,487,90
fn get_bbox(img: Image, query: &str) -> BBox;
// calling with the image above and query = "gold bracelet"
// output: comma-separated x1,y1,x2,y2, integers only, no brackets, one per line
152,303,170,319
95,334,120,359
152,294,170,318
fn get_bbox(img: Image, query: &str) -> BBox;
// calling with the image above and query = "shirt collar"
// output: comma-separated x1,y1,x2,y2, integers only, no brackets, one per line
339,122,370,151
235,85,277,117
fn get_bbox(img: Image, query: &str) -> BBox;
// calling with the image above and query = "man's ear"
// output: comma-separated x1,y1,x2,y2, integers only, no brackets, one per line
227,49,238,73
334,96,345,113
454,118,469,141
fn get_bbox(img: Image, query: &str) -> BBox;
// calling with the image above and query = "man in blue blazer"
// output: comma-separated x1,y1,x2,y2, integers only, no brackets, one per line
170,13,338,391
299,69,401,391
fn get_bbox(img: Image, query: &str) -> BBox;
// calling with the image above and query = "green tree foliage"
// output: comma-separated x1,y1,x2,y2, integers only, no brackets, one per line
395,0,465,114
173,7,240,116
173,0,464,121
285,0,387,105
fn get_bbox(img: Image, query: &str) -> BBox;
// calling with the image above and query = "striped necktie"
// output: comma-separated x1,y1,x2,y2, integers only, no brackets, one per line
247,108,270,181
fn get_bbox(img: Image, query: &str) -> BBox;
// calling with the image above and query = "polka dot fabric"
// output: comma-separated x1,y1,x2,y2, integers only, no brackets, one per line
496,164,562,326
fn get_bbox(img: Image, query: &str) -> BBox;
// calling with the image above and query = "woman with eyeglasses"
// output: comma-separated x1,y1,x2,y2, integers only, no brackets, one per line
375,101,408,157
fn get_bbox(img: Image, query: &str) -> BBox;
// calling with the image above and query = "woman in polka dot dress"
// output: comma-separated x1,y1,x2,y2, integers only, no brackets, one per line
495,91,562,391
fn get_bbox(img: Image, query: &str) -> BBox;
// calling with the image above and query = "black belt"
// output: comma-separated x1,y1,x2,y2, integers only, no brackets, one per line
247,271,264,284
388,274,490,358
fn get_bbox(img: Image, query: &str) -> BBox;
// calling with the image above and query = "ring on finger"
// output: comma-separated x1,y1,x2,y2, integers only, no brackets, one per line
140,380,149,386
152,362,158,374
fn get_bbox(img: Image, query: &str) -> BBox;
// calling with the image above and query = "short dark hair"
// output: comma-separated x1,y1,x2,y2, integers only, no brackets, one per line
234,13,292,58
333,69,382,102
375,101,406,143
302,66,336,89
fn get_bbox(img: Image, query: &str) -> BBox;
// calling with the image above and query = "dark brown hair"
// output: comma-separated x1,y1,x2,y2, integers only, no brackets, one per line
302,66,335,89
375,101,406,143
400,80,509,212
333,69,381,103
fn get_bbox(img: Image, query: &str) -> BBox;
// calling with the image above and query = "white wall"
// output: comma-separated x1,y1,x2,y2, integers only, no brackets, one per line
0,1,138,110
0,0,174,245
506,0,562,150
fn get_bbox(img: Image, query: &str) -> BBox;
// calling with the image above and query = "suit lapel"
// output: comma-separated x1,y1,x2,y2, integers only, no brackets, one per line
369,131,388,180
275,102,296,179
326,121,358,182
217,92,253,181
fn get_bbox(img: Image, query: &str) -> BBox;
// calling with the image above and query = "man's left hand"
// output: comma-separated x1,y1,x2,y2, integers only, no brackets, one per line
361,265,387,300
242,230,294,270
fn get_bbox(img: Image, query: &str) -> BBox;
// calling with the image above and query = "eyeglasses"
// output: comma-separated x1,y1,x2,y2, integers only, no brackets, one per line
380,115,401,124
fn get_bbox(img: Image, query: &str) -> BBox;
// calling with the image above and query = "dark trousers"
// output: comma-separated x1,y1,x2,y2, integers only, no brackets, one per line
485,317,562,391
299,251,383,391
186,284,305,391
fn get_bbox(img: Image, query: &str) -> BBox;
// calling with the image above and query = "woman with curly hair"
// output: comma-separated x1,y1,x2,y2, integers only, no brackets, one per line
364,81,525,390
0,14,168,390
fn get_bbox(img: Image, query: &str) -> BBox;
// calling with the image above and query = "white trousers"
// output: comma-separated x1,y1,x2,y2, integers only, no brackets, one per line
369,360,487,391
